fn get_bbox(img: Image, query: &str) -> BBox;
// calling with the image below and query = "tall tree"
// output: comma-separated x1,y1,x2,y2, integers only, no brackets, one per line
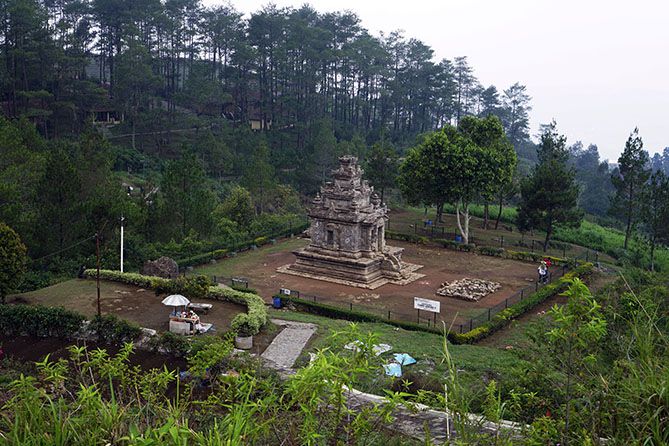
363,141,398,202
0,222,28,303
458,115,516,230
160,153,216,238
610,128,651,249
501,82,532,150
399,117,504,244
639,170,669,271
517,121,582,251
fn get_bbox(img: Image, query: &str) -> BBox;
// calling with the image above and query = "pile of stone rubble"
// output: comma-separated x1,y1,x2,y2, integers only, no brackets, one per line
436,278,501,301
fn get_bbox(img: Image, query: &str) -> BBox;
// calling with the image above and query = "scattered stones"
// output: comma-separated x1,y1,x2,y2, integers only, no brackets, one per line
141,256,179,278
436,278,501,301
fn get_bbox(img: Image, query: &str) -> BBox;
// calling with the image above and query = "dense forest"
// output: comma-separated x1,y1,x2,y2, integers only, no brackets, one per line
1,0,669,282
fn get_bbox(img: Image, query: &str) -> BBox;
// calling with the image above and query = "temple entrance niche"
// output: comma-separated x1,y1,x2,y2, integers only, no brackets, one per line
279,155,423,289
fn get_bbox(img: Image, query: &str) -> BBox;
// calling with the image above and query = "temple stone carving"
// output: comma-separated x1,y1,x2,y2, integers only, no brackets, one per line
279,155,423,289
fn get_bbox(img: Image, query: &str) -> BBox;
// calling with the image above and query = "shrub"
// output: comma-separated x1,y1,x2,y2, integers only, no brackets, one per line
477,246,505,257
89,314,143,344
253,236,268,247
83,269,171,290
0,305,84,338
210,286,267,336
176,249,228,268
230,284,257,294
436,239,475,252
386,231,428,244
150,331,190,356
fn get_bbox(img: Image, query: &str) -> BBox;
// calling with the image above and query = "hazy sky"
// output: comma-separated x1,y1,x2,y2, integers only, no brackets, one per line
207,0,669,161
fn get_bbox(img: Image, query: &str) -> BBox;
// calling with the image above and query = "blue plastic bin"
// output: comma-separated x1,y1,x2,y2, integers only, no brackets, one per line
272,296,282,309
455,235,462,243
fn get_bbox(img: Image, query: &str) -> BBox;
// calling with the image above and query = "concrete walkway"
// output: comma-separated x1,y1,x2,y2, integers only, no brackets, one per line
260,319,317,369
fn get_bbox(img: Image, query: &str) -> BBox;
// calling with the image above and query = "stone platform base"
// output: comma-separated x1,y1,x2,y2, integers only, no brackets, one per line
277,262,424,290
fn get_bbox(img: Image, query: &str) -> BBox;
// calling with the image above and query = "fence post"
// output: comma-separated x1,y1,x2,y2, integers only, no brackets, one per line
415,221,418,235
488,308,491,321
460,324,463,334
563,245,566,258
586,250,590,262
500,236,504,248
505,298,508,309
531,239,535,252
535,281,538,291
313,295,316,303
521,289,524,299
388,310,391,320
417,309,420,323
213,275,217,283
595,252,599,263
469,319,473,331
349,302,352,311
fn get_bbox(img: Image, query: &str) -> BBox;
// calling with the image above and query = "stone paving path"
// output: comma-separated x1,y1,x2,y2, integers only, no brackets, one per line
260,319,317,368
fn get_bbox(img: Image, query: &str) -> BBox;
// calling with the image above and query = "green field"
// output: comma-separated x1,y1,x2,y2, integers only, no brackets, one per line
190,237,307,278
268,308,524,399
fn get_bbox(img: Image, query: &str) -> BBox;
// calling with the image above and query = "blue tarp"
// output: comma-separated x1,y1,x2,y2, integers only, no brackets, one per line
383,363,402,377
393,353,417,365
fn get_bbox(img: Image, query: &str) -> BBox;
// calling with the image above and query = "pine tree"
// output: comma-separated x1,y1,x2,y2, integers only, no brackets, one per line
517,121,582,251
610,128,651,249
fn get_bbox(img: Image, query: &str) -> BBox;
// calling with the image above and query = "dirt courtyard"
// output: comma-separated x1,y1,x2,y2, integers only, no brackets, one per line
11,279,246,333
193,238,544,326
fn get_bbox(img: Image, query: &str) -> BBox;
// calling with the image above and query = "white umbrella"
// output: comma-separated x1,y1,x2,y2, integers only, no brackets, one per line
162,294,190,307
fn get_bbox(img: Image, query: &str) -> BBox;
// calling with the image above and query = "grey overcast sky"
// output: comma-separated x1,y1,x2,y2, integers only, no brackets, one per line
207,0,668,161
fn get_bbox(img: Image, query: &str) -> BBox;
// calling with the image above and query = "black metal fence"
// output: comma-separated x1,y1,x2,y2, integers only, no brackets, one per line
279,289,444,329
278,254,596,335
390,219,601,263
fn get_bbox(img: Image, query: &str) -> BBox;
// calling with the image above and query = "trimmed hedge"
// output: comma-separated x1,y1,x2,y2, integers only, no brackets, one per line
387,229,575,266
279,295,447,338
85,270,268,336
386,230,428,244
0,304,85,338
451,262,595,344
0,305,143,344
174,222,309,268
89,314,143,344
208,286,267,336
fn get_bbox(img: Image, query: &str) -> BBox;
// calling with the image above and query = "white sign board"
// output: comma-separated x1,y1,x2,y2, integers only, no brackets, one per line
413,297,440,313
280,288,292,295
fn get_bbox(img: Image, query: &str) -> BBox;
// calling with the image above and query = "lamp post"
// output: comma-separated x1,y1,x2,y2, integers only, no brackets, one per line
120,216,125,273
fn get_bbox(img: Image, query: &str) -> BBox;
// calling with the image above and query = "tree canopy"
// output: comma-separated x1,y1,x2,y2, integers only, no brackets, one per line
517,121,583,251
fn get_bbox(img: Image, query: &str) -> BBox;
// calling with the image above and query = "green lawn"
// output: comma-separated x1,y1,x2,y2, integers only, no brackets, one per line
191,237,307,278
269,309,523,394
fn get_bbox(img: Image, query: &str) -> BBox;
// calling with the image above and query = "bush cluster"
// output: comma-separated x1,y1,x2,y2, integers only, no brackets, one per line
0,304,85,338
174,222,309,268
385,231,428,244
89,314,143,344
209,286,267,336
451,262,594,344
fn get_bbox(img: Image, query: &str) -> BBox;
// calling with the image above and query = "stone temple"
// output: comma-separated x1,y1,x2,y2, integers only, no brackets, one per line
279,155,423,289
